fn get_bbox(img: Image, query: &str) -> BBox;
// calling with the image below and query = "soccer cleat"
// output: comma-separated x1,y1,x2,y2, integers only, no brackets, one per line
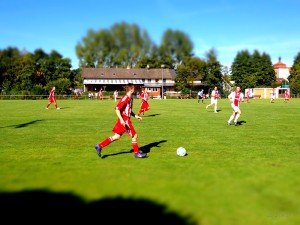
95,144,102,157
234,122,238,126
45,107,48,110
134,152,147,158
227,122,231,126
57,108,60,110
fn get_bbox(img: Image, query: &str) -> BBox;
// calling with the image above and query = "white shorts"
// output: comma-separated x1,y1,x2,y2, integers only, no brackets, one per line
232,105,240,113
210,98,217,104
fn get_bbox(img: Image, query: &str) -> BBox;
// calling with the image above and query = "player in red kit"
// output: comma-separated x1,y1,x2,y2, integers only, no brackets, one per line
284,89,290,102
227,86,244,126
138,89,150,116
45,86,60,110
95,83,147,158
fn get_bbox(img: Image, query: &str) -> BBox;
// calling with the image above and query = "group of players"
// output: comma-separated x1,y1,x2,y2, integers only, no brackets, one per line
203,86,244,126
204,86,290,126
94,84,245,159
45,84,289,159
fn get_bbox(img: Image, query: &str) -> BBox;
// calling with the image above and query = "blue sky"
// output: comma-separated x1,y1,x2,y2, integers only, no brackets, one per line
1,0,299,69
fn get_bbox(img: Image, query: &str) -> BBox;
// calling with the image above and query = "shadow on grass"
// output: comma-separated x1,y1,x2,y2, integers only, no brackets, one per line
0,119,42,128
143,113,161,117
139,140,167,153
45,106,70,110
0,190,197,224
101,140,167,159
236,120,247,126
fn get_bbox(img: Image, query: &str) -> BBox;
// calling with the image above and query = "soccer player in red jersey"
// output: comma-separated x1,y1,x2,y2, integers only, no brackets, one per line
45,87,60,110
138,89,150,116
227,86,244,126
95,83,147,158
284,89,290,102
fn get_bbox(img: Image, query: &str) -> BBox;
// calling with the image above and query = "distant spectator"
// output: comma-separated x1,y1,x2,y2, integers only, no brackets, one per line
113,90,118,102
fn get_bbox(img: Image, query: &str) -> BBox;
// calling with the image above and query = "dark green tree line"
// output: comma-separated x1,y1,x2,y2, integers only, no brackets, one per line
289,52,300,95
231,49,276,89
0,47,82,95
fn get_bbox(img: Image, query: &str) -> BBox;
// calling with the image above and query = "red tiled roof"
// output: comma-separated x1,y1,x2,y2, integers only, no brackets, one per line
273,61,288,69
273,57,291,70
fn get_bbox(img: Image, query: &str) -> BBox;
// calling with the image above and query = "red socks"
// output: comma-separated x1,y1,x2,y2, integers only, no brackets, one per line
132,141,139,154
100,137,113,148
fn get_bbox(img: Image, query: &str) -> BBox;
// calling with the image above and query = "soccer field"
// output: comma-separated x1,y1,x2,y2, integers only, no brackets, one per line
0,98,300,224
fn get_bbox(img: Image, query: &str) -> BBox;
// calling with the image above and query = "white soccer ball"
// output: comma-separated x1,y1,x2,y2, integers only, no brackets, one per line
177,147,186,156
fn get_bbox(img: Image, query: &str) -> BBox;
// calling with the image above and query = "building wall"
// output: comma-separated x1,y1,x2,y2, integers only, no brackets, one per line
252,88,290,99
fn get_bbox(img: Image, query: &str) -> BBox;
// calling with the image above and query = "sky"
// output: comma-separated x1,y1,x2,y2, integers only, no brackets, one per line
1,0,299,69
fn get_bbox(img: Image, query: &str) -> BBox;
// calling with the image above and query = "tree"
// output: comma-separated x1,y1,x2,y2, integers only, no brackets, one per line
204,48,223,89
76,22,153,68
231,50,252,88
0,47,75,95
289,52,300,94
231,49,275,89
160,29,194,67
175,57,206,94
221,66,233,96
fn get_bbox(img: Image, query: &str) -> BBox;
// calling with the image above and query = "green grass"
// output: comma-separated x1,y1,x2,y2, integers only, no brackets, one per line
1,98,300,224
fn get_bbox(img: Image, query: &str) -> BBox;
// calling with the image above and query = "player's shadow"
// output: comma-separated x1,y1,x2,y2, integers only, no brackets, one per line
143,113,160,117
0,119,42,128
236,120,247,126
101,150,132,158
0,190,197,225
139,140,167,153
48,107,70,110
101,140,167,159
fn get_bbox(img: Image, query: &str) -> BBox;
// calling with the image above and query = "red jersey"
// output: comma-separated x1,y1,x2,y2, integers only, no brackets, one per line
115,95,133,119
285,90,289,98
49,90,55,98
214,90,219,100
49,90,56,102
140,92,149,101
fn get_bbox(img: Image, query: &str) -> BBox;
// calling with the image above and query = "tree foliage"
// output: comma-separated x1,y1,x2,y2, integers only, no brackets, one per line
0,48,81,95
289,52,300,94
76,22,194,70
231,50,276,89
76,22,153,68
175,49,223,94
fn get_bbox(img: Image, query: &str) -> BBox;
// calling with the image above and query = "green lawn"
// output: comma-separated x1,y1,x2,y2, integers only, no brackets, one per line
0,98,300,224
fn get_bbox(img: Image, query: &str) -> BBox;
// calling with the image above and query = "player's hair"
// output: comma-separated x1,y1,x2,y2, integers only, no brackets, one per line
124,83,134,92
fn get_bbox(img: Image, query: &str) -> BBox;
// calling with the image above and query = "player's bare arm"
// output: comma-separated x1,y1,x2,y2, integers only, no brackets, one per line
131,112,142,121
